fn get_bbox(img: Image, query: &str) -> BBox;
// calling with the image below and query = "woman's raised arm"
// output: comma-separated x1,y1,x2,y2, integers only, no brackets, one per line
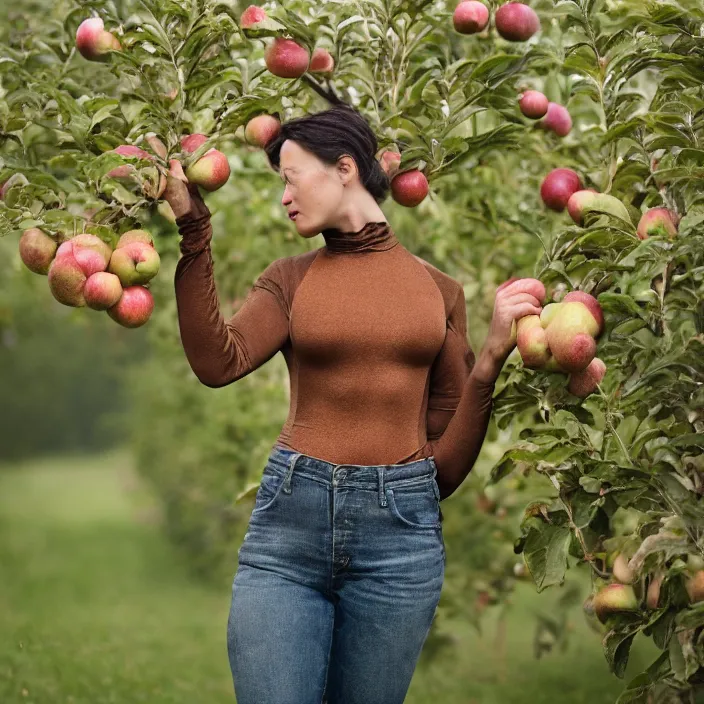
168,179,289,388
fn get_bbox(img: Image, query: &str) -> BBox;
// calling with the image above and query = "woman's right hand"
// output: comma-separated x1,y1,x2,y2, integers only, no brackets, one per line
161,159,211,223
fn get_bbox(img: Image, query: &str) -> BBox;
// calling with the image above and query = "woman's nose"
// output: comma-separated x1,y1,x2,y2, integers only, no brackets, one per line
281,186,292,206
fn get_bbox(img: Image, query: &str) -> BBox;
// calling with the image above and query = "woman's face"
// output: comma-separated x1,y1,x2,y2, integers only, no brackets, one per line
278,139,350,238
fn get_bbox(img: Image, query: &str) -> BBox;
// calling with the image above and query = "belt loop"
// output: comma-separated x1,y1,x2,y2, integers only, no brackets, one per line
282,453,300,494
377,466,387,507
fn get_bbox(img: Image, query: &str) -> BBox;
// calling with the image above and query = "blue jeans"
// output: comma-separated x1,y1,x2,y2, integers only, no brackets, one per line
227,444,446,704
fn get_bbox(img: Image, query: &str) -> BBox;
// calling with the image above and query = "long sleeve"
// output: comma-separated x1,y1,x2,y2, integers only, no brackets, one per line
173,212,289,388
428,284,496,499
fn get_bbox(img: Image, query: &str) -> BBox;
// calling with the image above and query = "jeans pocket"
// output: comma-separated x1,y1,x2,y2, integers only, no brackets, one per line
251,460,287,515
386,477,441,529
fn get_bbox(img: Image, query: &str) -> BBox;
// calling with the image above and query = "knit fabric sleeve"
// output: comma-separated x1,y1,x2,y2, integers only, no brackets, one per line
173,212,289,388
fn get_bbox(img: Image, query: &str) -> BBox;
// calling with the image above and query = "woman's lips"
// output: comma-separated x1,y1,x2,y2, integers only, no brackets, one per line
289,211,299,220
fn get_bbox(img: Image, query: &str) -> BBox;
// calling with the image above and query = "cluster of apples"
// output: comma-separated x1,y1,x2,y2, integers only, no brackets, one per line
240,6,334,78
539,167,681,239
102,132,230,219
586,552,704,624
453,1,539,41
512,290,606,398
18,228,158,328
453,3,572,137
240,6,429,210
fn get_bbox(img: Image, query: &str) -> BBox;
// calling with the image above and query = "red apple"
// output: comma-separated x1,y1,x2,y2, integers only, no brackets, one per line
309,47,335,74
70,233,113,277
264,37,310,78
107,285,154,328
84,271,123,310
379,151,402,179
636,207,679,239
185,149,230,191
540,102,572,137
518,90,549,118
75,17,121,62
540,168,583,212
495,2,540,42
180,133,208,155
240,5,267,29
567,189,600,225
244,115,281,148
19,228,58,275
107,145,154,179
453,1,490,34
390,169,428,207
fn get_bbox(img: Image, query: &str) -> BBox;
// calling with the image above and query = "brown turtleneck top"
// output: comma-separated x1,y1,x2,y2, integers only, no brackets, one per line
173,215,496,498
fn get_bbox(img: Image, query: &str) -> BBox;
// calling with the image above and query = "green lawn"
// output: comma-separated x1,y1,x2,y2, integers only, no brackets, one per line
0,448,657,703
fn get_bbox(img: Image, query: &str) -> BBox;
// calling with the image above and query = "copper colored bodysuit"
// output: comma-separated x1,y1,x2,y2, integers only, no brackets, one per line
174,215,496,497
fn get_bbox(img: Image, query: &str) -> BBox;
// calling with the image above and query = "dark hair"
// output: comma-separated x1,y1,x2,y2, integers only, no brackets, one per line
264,104,390,204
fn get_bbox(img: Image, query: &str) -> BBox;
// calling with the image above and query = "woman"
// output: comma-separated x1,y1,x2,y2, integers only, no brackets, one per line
165,104,544,704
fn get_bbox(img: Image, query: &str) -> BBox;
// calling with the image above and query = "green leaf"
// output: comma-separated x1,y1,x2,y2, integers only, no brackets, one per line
523,522,572,592
604,621,642,679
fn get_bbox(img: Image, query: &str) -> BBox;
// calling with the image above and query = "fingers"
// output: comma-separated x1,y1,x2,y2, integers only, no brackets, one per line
169,159,188,183
505,292,543,309
497,277,546,304
512,301,543,319
162,174,192,220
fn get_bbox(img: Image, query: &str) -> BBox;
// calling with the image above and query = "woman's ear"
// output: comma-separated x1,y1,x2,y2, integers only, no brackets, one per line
337,154,357,185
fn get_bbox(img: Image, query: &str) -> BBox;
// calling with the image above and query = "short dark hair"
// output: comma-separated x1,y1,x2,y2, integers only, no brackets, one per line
264,104,390,204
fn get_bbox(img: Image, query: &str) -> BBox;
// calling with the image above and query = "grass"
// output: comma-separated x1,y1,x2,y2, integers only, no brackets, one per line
0,447,657,703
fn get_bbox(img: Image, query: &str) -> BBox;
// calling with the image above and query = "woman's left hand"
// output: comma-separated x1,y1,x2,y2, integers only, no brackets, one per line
481,276,546,368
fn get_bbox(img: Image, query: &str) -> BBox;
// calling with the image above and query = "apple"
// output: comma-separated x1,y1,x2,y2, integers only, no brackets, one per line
611,552,635,584
83,271,123,310
540,102,572,137
264,37,310,78
567,190,632,226
108,241,160,286
379,151,402,179
593,584,639,623
544,301,599,372
539,302,563,329
518,90,549,118
180,134,208,154
391,169,428,207
240,5,267,29
540,168,583,212
495,1,540,42
244,115,281,148
18,228,58,275
567,357,606,398
185,149,230,191
562,291,604,336
116,229,154,249
107,285,154,328
48,243,87,307
516,315,551,368
70,233,113,277
75,17,121,62
636,207,679,239
453,1,490,34
685,570,704,604
309,47,334,74
107,145,154,179
646,572,664,610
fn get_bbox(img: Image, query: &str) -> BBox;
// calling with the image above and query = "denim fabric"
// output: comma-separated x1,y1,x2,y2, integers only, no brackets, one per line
227,444,446,704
